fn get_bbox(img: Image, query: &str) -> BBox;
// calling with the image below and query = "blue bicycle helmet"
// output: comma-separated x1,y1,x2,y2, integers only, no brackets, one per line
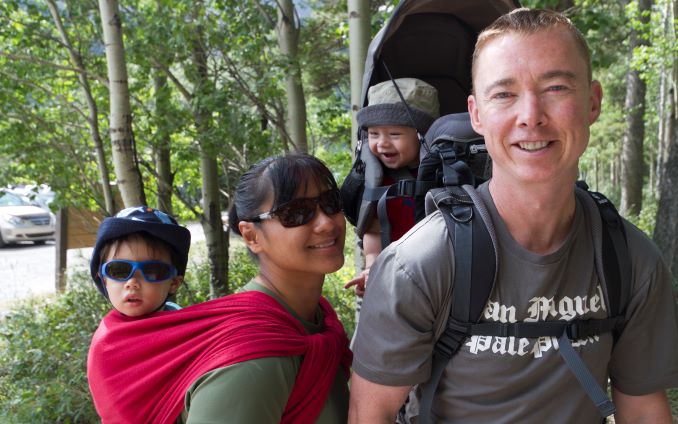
90,206,191,297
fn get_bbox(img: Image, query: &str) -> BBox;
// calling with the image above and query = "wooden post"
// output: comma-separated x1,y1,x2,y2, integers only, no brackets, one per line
55,208,68,293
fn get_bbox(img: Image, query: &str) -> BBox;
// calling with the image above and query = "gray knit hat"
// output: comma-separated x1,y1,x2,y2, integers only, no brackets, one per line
357,78,440,132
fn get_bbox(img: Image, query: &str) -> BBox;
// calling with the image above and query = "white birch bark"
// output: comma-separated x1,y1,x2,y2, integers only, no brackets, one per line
98,0,146,207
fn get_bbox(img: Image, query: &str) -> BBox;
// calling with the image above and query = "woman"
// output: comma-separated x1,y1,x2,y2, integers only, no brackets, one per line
181,153,352,422
88,154,352,424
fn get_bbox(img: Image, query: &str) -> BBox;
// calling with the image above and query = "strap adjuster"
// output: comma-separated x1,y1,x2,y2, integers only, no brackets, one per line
395,179,416,197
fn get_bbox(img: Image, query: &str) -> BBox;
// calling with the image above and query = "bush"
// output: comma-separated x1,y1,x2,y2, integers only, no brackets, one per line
0,273,108,423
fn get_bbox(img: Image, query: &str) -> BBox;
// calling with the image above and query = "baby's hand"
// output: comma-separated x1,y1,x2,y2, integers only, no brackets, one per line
344,269,369,297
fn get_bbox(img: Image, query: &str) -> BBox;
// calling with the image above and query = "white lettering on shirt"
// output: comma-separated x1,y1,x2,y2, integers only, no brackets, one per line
463,284,607,358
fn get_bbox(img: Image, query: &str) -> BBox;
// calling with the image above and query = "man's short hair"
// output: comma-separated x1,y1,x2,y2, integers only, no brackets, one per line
472,8,592,85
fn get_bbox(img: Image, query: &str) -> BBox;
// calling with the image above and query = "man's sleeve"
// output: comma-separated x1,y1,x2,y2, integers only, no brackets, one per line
608,225,678,395
351,214,454,386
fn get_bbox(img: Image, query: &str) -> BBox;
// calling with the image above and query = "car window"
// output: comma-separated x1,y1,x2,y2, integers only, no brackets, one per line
0,192,30,207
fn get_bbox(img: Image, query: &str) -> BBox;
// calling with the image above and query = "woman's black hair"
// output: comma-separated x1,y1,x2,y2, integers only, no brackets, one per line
228,153,339,236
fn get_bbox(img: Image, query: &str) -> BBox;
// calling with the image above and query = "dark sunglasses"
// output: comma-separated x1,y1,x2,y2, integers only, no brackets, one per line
101,260,177,283
246,189,343,228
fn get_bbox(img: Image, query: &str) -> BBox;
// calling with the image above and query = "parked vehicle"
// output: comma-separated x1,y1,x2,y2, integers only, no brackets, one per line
7,184,55,213
0,190,56,247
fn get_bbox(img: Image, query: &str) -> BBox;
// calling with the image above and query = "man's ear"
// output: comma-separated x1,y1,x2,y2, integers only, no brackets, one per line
588,80,603,125
239,221,262,254
467,94,484,135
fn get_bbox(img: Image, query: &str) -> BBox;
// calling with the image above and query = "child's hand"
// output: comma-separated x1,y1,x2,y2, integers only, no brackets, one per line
344,269,369,297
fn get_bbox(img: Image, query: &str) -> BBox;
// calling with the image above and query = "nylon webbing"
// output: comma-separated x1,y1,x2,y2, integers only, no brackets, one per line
418,352,448,423
418,194,474,424
468,317,620,339
368,180,433,248
557,330,616,418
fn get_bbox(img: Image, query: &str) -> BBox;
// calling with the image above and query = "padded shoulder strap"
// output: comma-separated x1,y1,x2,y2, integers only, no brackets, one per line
575,181,631,319
418,185,497,424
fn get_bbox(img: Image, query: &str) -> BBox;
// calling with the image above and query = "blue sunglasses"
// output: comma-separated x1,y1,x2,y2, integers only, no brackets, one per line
101,260,177,283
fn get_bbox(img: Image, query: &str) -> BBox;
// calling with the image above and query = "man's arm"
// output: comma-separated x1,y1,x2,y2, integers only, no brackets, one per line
348,373,411,423
612,388,673,424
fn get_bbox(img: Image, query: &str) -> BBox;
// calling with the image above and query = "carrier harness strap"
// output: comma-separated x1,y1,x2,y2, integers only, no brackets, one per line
558,330,617,418
418,186,494,424
467,317,622,339
363,180,436,248
418,183,630,424
576,181,631,321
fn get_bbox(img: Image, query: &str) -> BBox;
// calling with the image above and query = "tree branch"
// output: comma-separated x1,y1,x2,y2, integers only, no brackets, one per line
151,57,193,102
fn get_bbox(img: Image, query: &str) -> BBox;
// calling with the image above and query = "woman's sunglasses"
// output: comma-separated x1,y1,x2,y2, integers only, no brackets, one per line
101,260,177,283
246,189,343,228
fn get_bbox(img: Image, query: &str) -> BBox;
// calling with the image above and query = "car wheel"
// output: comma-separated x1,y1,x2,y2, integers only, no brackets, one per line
0,233,6,248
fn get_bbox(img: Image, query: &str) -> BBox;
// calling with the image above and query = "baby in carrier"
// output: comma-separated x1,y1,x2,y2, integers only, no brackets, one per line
345,77,439,295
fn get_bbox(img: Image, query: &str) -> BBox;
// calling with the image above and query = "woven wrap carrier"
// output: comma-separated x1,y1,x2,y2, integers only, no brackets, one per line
87,291,352,424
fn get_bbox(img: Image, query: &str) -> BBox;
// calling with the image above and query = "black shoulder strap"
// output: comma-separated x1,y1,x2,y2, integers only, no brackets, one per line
418,186,495,424
576,181,631,321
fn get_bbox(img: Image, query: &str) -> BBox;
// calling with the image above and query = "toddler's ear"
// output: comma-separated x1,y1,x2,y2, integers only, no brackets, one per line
169,276,183,295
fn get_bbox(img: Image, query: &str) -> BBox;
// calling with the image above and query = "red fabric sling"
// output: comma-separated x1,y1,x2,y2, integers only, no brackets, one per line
87,290,352,424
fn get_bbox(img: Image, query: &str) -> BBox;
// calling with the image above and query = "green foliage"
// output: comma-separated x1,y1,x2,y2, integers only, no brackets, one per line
668,388,678,418
0,274,108,423
323,224,358,337
625,190,658,235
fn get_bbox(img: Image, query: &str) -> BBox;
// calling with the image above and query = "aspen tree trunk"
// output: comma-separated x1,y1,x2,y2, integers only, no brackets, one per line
348,0,370,153
47,0,116,215
276,0,308,152
154,72,174,215
620,0,652,217
656,0,674,193
657,67,667,197
153,0,173,214
190,19,229,298
654,0,678,277
348,0,371,320
98,0,146,207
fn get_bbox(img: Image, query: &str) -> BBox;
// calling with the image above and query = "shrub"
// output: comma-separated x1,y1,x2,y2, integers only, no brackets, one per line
0,273,107,423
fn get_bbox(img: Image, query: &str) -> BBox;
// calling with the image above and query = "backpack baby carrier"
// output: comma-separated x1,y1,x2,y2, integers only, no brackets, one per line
341,0,518,247
340,0,633,421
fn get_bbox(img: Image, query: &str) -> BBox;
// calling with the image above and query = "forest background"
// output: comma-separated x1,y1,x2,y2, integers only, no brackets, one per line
0,0,677,421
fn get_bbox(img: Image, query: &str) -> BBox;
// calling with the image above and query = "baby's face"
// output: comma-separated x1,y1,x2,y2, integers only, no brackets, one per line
102,236,181,317
367,125,420,169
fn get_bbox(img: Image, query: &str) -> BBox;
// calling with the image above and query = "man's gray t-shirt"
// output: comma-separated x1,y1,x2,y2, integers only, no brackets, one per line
352,182,678,423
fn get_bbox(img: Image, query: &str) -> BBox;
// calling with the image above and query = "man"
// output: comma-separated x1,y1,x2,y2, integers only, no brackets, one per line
349,8,678,423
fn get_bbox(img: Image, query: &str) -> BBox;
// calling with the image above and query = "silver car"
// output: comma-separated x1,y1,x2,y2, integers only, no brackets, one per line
0,191,56,247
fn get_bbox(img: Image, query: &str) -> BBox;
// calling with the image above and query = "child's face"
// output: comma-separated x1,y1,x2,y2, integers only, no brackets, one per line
367,125,420,169
102,236,181,317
